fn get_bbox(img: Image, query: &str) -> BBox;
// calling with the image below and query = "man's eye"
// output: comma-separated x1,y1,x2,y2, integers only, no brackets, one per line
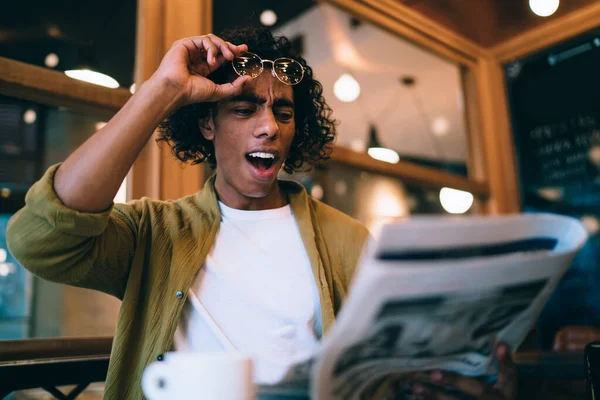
277,112,294,121
233,108,254,115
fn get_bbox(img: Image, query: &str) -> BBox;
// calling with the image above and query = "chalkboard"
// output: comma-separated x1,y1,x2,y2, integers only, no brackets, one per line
505,28,600,349
520,113,600,212
506,29,600,214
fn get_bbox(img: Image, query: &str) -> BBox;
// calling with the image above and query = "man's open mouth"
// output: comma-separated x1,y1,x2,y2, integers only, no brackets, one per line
245,151,278,174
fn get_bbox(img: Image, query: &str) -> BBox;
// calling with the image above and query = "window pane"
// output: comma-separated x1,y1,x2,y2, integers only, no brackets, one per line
215,2,471,177
1,1,137,91
0,96,121,340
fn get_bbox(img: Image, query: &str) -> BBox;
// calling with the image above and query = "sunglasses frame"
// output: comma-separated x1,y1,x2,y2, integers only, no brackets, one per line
232,52,305,86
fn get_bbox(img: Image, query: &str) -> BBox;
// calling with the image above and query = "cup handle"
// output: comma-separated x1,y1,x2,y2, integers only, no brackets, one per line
142,361,169,400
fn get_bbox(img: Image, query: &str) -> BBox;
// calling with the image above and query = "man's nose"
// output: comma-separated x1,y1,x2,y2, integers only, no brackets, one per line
253,109,279,139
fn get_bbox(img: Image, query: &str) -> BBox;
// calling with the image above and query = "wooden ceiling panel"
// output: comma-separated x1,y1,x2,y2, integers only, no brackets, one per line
397,0,597,47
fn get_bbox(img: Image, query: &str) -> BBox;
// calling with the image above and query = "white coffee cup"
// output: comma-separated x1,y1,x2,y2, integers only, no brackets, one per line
142,352,255,400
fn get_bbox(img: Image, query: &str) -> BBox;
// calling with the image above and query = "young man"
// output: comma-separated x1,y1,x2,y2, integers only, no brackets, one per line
7,28,515,399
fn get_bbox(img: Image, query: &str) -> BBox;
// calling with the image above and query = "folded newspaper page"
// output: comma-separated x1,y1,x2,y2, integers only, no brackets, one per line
261,213,588,399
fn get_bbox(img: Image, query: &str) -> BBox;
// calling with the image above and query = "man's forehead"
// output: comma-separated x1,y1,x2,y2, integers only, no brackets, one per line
239,73,293,101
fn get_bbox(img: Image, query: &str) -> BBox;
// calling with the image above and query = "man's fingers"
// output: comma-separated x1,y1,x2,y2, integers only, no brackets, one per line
211,75,252,101
493,343,517,398
227,42,248,55
427,370,489,397
412,383,460,400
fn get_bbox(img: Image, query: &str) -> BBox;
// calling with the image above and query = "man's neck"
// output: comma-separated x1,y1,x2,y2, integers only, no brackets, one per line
214,177,288,211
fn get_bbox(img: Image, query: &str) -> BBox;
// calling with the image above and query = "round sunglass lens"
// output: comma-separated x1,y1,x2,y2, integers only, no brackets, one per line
274,59,303,85
232,53,263,78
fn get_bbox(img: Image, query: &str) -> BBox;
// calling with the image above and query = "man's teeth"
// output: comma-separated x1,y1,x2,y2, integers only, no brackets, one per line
248,152,275,159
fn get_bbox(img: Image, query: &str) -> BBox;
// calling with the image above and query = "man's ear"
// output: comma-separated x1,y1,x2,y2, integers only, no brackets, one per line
198,112,215,140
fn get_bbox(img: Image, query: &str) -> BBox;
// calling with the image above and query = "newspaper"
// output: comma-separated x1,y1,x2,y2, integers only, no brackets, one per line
259,213,588,399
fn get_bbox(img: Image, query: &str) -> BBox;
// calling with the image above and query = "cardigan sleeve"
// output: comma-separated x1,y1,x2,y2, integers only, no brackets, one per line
6,164,142,300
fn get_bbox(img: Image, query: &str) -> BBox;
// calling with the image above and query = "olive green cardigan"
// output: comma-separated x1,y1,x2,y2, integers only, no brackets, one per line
7,164,370,399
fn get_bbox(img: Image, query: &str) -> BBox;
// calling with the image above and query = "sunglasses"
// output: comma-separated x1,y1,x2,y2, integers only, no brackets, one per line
232,52,305,86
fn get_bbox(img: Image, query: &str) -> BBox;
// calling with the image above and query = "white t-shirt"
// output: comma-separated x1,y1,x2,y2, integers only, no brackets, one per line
174,201,322,384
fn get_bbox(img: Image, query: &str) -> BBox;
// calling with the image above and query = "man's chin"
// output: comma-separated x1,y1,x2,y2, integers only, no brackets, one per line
241,179,279,199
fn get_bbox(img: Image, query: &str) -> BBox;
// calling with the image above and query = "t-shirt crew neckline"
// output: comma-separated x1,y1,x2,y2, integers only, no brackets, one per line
218,201,292,221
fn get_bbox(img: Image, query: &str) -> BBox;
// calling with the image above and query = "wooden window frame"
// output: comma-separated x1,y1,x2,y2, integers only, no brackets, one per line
1,0,599,211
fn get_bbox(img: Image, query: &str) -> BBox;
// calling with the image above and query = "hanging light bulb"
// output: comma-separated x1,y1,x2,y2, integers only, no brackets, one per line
367,124,399,164
65,44,119,88
439,187,474,214
529,0,560,17
334,73,360,102
65,70,119,88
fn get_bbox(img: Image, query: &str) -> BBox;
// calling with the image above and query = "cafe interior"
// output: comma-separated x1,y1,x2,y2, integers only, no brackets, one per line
1,0,600,398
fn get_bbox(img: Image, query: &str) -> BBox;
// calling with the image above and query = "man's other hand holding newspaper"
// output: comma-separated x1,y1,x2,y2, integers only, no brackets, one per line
410,343,516,400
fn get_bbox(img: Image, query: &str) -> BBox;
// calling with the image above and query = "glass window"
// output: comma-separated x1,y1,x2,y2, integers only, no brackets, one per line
215,2,471,177
1,1,137,91
0,96,121,340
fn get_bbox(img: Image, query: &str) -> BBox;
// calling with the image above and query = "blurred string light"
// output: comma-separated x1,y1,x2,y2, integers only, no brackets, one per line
439,187,474,214
260,9,277,26
23,109,37,124
310,184,324,200
334,73,360,103
431,117,450,137
45,53,59,68
529,0,560,17
130,83,136,94
65,69,119,88
581,216,600,235
589,145,600,167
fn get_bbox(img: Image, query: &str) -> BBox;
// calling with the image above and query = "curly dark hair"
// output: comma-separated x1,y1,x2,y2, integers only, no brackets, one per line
157,26,337,174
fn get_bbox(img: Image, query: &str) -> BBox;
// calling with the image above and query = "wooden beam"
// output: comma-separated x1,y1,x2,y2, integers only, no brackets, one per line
131,0,210,201
361,0,487,59
492,1,600,62
160,0,211,200
321,0,486,68
129,0,164,200
0,57,130,119
472,57,520,214
330,146,490,197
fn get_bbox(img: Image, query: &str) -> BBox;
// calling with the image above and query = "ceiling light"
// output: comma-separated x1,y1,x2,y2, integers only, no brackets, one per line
0,263,11,277
310,184,324,200
529,0,559,17
349,139,366,152
65,69,119,88
431,117,450,137
581,216,600,235
45,53,59,68
334,73,360,102
367,124,399,164
23,109,37,124
589,145,600,167
368,148,400,164
439,187,474,214
260,10,278,26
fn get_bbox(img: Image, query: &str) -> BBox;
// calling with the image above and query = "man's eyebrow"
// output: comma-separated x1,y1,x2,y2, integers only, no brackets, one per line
228,94,295,109
228,94,265,104
273,98,295,109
